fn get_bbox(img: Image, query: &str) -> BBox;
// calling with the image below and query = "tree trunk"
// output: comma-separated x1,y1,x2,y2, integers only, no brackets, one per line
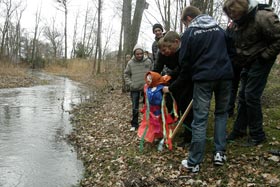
0,20,9,59
64,6,68,60
95,0,102,74
71,11,79,58
130,0,146,54
117,3,124,64
56,0,68,61
31,7,41,69
123,0,132,57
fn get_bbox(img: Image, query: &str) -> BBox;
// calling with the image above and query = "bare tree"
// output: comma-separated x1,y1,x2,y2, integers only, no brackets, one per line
144,0,189,34
122,0,147,57
122,0,131,57
71,10,79,58
56,0,69,60
81,4,97,58
94,0,102,74
178,0,188,32
43,17,63,60
86,17,97,57
0,0,20,59
155,0,171,31
190,0,208,13
82,4,90,59
117,2,124,64
130,0,147,52
11,3,26,64
31,5,42,69
102,21,114,72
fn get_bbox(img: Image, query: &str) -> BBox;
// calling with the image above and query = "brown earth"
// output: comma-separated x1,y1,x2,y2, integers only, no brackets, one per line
3,62,279,187
0,75,41,88
68,67,280,187
0,63,43,89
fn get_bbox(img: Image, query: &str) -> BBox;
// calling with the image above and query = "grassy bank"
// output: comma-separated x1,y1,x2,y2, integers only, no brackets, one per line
61,60,280,187
0,62,41,88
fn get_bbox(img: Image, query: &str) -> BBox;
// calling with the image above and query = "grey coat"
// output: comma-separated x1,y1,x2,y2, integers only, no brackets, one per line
124,57,152,91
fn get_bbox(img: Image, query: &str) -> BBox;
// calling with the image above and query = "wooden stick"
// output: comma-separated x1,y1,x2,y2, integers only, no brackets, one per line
158,99,193,151
171,99,193,140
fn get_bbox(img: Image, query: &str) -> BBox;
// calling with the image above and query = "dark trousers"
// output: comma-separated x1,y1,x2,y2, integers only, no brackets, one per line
130,91,142,128
232,60,274,141
171,82,193,142
228,64,242,115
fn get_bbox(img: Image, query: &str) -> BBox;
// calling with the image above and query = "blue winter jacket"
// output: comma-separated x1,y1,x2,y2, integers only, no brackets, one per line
178,14,233,82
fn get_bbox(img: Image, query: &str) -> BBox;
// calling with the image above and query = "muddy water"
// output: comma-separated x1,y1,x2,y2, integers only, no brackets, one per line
0,73,89,187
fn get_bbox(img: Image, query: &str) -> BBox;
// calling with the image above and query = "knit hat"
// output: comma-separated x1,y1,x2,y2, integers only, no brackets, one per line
152,23,163,33
133,44,144,55
145,71,170,87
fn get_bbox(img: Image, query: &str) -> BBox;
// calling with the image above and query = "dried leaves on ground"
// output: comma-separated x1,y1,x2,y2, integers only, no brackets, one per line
68,83,280,187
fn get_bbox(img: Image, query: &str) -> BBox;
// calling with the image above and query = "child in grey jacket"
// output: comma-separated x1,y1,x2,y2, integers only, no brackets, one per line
124,44,153,131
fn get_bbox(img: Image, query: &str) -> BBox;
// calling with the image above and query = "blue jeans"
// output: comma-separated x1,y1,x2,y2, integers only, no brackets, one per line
130,91,142,128
232,60,274,140
188,80,231,166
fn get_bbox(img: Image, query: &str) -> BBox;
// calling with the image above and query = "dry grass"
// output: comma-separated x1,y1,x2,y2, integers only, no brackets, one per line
0,62,41,88
0,62,27,77
44,59,124,91
44,59,93,82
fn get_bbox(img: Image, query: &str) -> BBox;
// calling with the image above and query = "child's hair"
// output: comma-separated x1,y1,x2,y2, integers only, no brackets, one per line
223,0,249,18
157,38,166,49
181,6,202,21
163,31,180,43
158,31,180,49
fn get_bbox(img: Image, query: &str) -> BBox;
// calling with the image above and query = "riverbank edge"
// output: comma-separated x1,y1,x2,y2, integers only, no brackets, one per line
2,65,279,186
0,72,43,89
67,67,280,187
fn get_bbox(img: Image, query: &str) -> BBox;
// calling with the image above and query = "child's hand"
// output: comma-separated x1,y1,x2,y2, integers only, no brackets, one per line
162,86,169,93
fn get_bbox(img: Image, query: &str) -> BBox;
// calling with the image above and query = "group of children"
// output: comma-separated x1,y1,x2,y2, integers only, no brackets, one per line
124,0,280,173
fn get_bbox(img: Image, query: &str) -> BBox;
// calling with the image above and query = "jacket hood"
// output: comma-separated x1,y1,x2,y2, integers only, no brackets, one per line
145,71,169,87
133,44,144,53
132,44,145,61
189,14,217,29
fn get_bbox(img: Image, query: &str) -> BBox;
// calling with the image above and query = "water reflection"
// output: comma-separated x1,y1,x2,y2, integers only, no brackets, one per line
0,72,90,187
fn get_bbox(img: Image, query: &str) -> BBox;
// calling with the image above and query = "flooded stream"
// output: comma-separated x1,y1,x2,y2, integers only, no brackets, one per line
0,72,89,187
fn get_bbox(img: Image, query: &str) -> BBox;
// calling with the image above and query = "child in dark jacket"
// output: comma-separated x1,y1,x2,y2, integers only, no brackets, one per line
154,31,193,147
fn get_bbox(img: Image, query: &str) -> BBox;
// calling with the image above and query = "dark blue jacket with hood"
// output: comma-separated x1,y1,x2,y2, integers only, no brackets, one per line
170,14,233,92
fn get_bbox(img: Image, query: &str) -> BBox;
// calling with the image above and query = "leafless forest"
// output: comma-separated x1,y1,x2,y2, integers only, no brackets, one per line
0,0,279,73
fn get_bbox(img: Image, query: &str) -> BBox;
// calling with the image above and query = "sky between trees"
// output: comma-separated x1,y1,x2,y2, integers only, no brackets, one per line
0,0,278,62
